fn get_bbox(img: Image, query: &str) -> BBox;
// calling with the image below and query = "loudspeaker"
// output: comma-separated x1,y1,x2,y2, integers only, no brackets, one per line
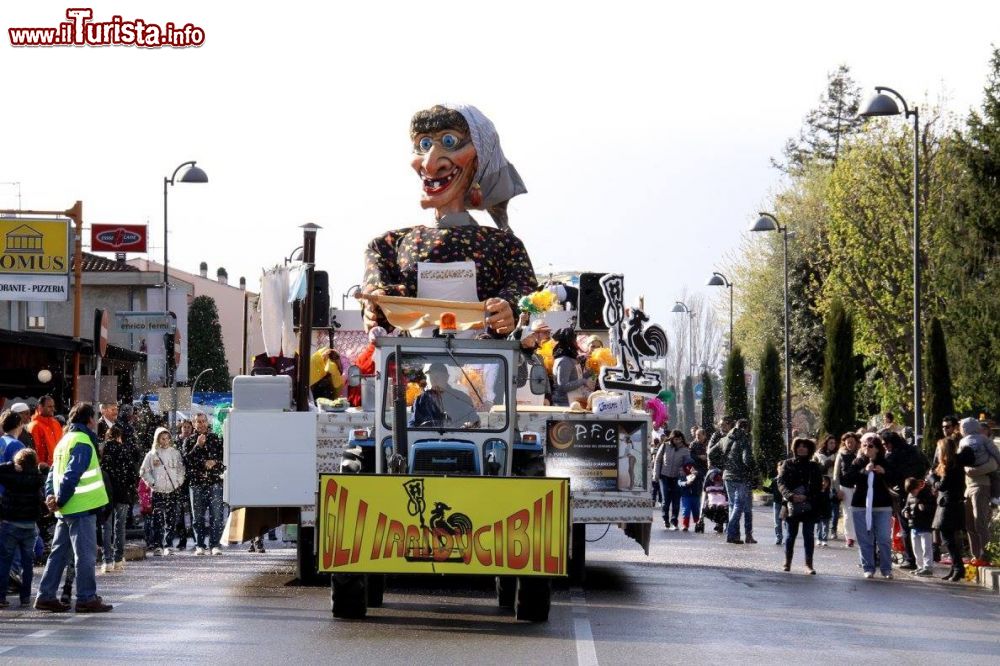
293,270,331,328
577,272,609,331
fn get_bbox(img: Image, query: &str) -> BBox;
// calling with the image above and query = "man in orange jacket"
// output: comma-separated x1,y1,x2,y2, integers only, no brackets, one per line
26,396,61,466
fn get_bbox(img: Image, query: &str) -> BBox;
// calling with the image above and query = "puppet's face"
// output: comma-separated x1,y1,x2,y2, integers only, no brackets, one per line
411,129,477,215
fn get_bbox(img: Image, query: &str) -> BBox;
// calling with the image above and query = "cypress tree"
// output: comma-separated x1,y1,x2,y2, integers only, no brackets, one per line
700,370,715,435
682,376,696,435
753,341,785,481
820,299,855,438
724,346,749,421
187,295,231,392
924,317,955,453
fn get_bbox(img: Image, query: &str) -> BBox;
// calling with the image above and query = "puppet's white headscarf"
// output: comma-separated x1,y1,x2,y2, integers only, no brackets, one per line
445,104,527,224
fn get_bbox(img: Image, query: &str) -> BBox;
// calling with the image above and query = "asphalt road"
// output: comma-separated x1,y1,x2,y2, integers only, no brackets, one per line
1,506,997,664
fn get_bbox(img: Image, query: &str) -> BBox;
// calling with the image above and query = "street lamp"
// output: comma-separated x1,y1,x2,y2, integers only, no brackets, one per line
671,301,695,380
706,271,733,355
163,160,208,431
190,367,214,396
284,245,304,265
342,284,362,310
859,86,922,447
750,212,792,449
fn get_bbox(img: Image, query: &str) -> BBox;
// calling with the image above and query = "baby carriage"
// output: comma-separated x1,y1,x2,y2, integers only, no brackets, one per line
702,467,729,533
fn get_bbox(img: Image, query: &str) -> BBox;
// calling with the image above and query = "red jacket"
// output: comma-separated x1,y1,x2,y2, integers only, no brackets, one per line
27,414,62,466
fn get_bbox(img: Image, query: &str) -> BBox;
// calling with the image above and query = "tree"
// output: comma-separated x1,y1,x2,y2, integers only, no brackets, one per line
753,341,785,483
923,317,955,453
682,376,696,436
187,295,231,392
723,346,749,421
820,299,855,437
700,370,715,434
667,385,678,432
774,64,865,173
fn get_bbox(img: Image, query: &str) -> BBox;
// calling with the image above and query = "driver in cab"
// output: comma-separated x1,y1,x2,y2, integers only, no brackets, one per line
410,363,480,428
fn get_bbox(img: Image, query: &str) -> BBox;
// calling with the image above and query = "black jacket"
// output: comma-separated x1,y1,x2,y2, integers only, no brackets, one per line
0,461,46,522
183,431,226,486
776,456,824,522
902,487,935,532
101,439,141,505
843,454,894,509
931,448,975,532
884,444,929,495
834,449,858,489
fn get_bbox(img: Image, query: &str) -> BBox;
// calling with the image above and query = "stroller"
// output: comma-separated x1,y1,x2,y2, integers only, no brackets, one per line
701,468,729,533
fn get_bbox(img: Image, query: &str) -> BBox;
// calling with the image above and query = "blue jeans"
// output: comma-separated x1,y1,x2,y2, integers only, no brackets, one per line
102,503,129,563
659,477,681,526
681,488,701,527
816,519,830,542
38,512,99,604
191,483,225,549
830,500,841,536
773,501,786,543
853,508,893,575
0,522,37,602
724,480,752,540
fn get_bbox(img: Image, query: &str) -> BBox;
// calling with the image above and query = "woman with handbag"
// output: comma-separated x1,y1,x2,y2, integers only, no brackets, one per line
931,436,976,581
777,438,824,574
139,427,186,557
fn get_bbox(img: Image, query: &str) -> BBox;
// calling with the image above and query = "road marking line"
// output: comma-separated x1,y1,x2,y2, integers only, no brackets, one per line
27,629,56,638
120,594,145,601
570,588,598,666
151,582,170,590
574,617,599,666
0,646,16,655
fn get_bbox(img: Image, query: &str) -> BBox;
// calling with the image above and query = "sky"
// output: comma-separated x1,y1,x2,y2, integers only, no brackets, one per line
4,0,999,344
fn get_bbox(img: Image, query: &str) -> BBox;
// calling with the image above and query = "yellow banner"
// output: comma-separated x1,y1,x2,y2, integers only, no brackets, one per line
317,475,569,576
0,219,70,275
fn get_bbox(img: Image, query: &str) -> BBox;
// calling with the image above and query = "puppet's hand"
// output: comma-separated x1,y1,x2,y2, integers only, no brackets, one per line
485,298,515,335
362,288,386,332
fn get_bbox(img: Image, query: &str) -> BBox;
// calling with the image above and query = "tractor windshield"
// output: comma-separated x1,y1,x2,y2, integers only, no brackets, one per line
382,352,509,433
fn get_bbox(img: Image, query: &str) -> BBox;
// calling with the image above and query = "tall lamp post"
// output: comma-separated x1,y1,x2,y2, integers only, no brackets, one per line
859,86,922,447
750,212,792,449
671,301,695,381
163,161,208,431
707,271,733,355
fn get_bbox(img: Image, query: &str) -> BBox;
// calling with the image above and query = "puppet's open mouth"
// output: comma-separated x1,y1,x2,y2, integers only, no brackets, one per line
422,166,461,195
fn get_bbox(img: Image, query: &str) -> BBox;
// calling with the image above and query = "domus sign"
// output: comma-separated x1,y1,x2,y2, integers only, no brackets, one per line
0,218,70,302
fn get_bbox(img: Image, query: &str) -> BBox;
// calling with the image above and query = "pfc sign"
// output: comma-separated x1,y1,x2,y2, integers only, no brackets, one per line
91,224,147,253
0,218,70,301
316,475,569,577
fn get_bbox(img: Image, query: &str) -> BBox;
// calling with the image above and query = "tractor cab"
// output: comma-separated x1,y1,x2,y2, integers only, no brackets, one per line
372,336,522,477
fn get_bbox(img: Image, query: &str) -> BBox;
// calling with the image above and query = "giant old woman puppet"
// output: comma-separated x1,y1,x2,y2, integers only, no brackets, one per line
361,104,537,336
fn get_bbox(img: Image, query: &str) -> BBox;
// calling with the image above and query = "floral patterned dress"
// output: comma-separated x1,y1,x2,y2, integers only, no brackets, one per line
363,222,538,329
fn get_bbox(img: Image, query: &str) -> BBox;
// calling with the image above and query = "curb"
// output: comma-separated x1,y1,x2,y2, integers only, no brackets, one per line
975,566,999,594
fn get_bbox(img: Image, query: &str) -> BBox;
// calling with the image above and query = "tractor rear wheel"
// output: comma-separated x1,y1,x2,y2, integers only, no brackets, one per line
514,576,551,622
330,573,367,619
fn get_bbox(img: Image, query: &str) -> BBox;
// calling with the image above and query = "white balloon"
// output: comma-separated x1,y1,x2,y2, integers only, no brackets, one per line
38,369,52,383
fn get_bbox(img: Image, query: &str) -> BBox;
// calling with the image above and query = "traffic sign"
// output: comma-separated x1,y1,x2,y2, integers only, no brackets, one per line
94,308,109,357
114,311,176,334
694,382,704,399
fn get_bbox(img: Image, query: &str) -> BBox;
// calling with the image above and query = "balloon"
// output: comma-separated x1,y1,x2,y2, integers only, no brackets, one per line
37,369,52,383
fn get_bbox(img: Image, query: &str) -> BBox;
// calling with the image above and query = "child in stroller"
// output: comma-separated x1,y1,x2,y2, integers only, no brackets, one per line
702,468,728,533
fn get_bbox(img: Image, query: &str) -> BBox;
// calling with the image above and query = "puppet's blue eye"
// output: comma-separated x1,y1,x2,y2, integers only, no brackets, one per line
441,133,459,149
417,137,433,153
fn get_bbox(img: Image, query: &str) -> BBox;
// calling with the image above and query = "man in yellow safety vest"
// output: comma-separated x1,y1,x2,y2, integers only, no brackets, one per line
33,402,113,613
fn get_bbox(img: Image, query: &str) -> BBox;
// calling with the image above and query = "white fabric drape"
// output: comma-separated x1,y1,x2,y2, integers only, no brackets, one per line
260,266,296,357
